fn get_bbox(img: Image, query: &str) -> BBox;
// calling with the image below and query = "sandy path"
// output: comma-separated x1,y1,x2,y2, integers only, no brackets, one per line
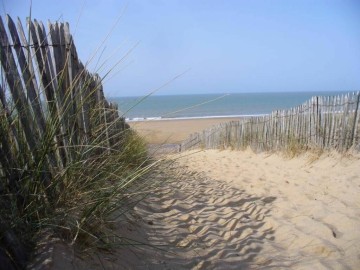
51,149,360,269
173,149,360,269
65,159,277,269
123,149,360,269
132,165,276,269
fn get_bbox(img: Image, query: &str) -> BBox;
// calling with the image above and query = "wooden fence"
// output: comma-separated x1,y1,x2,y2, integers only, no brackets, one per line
0,14,128,171
180,92,360,153
0,15,127,267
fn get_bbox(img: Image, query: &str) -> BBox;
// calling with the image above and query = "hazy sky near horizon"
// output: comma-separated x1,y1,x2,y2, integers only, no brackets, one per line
3,0,360,97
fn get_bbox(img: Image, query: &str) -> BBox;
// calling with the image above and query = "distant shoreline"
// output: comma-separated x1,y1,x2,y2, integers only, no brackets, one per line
129,117,244,144
126,114,268,122
112,91,353,121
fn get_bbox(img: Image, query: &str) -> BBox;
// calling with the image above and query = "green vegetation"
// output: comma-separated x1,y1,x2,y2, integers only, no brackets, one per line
283,135,306,158
0,84,157,268
0,14,157,266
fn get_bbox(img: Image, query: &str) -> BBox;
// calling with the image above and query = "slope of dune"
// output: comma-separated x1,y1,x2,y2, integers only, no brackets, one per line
48,149,360,269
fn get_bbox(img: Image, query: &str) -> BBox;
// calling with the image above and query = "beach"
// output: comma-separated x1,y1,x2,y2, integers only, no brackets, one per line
171,149,360,269
129,117,242,144
64,147,360,269
4,2,358,269
58,118,360,269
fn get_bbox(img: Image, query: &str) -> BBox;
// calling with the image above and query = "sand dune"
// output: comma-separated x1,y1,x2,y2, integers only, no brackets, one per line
172,149,360,269
50,148,360,269
131,149,360,269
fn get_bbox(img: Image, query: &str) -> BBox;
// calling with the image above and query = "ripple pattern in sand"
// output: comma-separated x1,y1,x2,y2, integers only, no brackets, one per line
133,165,276,269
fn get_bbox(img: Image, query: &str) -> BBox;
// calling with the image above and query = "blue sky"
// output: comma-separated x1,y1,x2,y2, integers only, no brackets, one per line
3,0,360,97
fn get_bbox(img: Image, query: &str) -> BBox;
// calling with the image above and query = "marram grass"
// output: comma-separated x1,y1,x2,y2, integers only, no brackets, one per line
0,69,157,269
0,11,178,268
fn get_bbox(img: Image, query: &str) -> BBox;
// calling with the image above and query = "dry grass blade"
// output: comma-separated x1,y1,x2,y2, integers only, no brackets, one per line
0,14,161,269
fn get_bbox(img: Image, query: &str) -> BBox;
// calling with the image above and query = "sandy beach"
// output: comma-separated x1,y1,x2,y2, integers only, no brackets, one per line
129,117,243,144
49,119,360,269
61,149,360,269
172,149,360,269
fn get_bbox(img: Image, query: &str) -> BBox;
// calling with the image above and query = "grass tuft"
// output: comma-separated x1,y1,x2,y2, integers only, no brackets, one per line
0,96,155,267
0,16,157,268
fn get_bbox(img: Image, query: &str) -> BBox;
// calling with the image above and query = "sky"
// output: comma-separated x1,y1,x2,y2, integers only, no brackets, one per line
2,0,360,97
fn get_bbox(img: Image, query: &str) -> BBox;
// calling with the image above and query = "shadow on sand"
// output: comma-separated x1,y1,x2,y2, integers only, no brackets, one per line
127,162,277,269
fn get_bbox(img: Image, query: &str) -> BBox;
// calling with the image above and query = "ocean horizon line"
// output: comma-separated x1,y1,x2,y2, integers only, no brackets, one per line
113,91,355,120
126,114,269,122
109,90,355,99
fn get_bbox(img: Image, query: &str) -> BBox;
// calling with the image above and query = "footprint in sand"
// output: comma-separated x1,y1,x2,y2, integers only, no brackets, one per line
131,162,277,269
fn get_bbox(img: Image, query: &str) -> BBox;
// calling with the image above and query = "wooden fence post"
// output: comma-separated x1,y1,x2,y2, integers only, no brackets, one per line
179,92,360,153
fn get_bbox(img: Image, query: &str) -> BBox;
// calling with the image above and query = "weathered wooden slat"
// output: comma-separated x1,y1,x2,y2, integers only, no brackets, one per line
37,20,59,98
351,92,360,147
48,22,65,95
0,16,137,251
29,19,68,166
63,22,88,144
0,17,38,151
7,16,48,137
0,17,54,191
9,17,61,169
16,17,40,95
0,84,21,191
51,22,81,150
180,92,360,153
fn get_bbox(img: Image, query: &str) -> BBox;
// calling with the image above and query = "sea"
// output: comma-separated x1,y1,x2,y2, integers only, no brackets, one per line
108,91,352,122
